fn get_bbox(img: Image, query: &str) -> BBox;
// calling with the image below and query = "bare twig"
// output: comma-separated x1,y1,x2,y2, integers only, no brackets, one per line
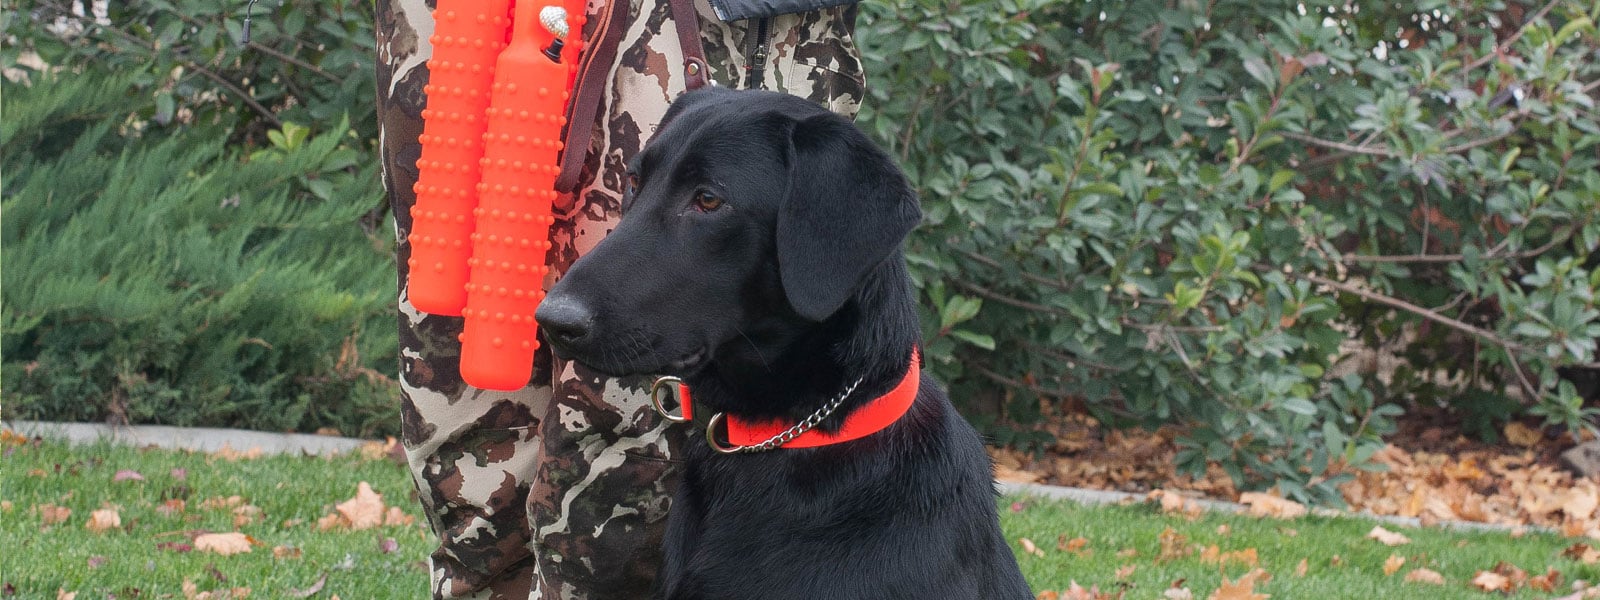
1339,226,1571,263
1295,272,1516,351
1463,0,1562,71
952,280,1071,316
1279,130,1399,158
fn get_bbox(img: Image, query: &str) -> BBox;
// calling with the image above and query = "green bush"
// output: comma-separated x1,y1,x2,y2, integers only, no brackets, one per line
861,0,1600,503
1,72,397,436
6,0,1599,503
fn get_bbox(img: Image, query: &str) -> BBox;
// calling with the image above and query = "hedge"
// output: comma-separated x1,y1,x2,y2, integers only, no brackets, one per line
4,0,1597,502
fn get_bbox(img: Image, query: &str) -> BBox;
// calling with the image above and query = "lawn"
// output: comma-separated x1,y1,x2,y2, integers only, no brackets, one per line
3,434,1595,598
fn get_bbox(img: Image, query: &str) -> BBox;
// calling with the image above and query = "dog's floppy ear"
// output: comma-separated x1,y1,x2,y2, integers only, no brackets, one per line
777,112,922,322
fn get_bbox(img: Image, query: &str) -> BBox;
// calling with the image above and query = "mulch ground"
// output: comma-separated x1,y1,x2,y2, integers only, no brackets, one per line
992,404,1600,535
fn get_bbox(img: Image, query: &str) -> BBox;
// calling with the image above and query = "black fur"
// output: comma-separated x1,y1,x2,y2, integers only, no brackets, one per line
536,87,1031,599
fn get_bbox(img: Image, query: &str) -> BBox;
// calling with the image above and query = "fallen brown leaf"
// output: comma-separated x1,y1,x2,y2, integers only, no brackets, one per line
1565,543,1600,564
1115,564,1136,580
232,505,263,528
85,508,121,533
1382,554,1404,576
1158,528,1192,561
383,506,415,527
1293,558,1307,577
56,589,76,600
1530,568,1563,592
1058,535,1089,554
211,444,263,462
38,504,71,526
1239,492,1306,519
1404,568,1445,585
194,532,253,556
113,470,145,482
157,499,186,518
335,482,385,530
288,573,327,598
1504,422,1541,447
1366,525,1411,546
1207,569,1269,600
272,545,303,559
1020,538,1045,558
1471,570,1511,593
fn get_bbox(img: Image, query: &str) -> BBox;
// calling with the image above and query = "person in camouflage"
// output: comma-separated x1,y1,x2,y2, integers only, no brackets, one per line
374,0,867,597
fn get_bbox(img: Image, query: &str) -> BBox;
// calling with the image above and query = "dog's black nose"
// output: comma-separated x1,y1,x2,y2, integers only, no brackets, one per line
535,294,595,349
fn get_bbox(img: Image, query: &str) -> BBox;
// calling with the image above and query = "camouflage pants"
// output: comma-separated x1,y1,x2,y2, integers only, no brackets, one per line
375,0,864,598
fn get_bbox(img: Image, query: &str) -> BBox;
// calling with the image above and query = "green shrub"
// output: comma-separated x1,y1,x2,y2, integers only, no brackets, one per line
6,0,1599,504
861,0,1600,503
1,71,397,436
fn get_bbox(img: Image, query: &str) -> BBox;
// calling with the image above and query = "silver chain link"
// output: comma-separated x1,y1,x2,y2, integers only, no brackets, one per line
723,375,865,453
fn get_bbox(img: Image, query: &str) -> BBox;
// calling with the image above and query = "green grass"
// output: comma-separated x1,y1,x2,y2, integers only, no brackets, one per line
1005,495,1596,598
2,439,429,598
4,438,1593,598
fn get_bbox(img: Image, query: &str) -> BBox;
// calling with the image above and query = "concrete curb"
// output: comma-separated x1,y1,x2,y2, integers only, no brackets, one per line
5,420,1543,536
4,420,369,457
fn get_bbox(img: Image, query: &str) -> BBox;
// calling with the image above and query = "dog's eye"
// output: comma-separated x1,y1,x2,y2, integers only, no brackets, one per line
693,191,724,212
626,173,640,197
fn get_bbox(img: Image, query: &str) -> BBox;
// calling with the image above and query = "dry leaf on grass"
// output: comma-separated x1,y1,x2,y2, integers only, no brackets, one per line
57,589,77,600
1530,568,1563,592
1114,564,1136,580
210,444,263,462
1199,546,1259,568
335,482,385,530
1366,525,1411,546
194,532,254,556
383,506,415,527
288,573,327,598
1058,535,1089,554
38,504,71,526
113,470,145,482
232,505,263,528
1404,568,1445,585
1239,492,1306,519
1565,543,1600,564
86,508,121,533
1163,587,1195,600
1019,538,1045,558
1158,528,1192,561
1471,570,1511,593
272,545,302,559
1207,569,1269,600
1382,554,1405,576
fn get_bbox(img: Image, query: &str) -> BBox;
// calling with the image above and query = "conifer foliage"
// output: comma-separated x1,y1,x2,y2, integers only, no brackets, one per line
2,72,398,436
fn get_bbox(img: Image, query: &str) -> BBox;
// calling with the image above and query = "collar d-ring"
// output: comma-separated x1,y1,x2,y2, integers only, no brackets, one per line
650,376,690,423
704,412,742,454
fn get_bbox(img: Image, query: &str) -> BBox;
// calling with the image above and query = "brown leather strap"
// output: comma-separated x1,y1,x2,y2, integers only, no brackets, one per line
668,0,711,91
556,0,710,193
555,0,629,193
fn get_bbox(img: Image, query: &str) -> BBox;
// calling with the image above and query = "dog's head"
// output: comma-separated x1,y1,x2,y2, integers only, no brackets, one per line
535,88,921,377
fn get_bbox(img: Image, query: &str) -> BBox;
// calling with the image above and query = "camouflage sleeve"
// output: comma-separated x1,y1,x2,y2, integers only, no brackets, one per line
378,0,863,597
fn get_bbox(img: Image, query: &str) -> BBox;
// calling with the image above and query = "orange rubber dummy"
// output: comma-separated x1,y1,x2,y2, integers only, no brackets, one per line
407,0,512,315
457,0,571,390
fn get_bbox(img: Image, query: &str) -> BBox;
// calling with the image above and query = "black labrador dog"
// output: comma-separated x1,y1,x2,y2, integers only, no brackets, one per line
536,87,1031,599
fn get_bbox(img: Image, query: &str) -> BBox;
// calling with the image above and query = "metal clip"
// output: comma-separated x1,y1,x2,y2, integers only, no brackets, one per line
649,376,689,423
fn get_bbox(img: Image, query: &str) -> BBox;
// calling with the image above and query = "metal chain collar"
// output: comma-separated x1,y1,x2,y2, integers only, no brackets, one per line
707,375,864,454
650,375,865,455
